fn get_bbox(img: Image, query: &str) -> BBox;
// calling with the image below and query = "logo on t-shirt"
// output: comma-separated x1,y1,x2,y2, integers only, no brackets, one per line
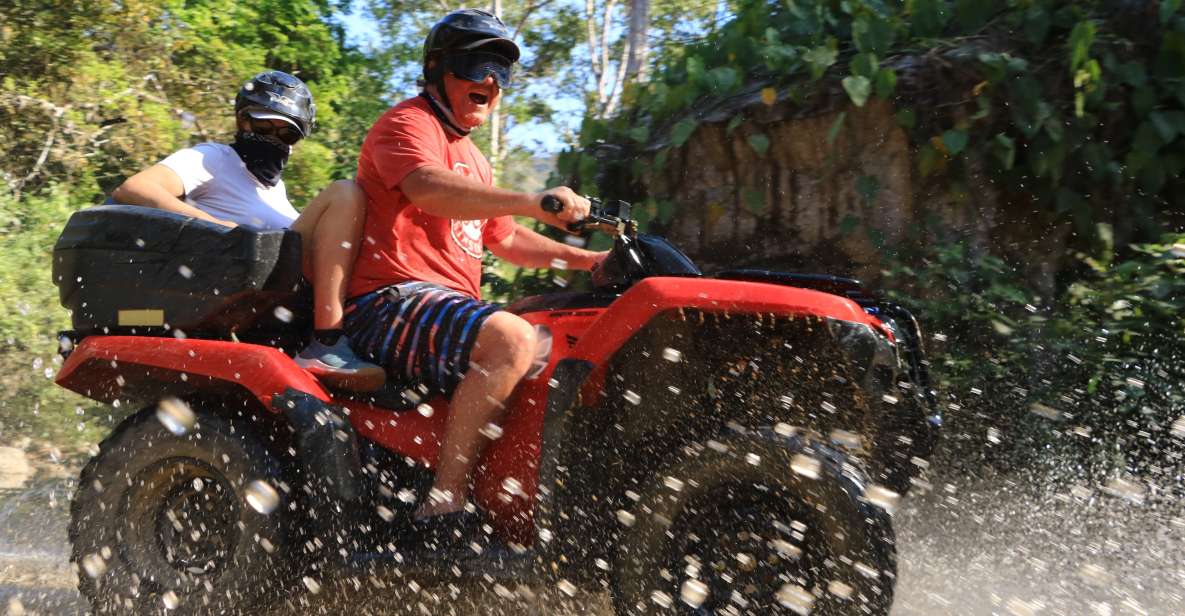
448,161,483,258
451,219,485,259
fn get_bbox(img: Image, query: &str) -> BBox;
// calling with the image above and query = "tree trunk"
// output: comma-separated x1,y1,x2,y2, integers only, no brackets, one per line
489,0,503,184
624,0,649,82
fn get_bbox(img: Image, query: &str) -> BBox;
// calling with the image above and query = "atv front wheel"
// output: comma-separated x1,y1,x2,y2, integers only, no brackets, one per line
70,403,292,614
611,433,896,615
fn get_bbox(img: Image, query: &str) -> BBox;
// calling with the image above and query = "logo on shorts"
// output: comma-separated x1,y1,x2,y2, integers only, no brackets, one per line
451,219,485,259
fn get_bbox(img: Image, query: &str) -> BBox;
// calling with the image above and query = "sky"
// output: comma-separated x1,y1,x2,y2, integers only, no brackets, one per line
338,8,573,155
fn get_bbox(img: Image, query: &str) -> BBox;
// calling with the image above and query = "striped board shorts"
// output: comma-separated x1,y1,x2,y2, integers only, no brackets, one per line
343,281,499,395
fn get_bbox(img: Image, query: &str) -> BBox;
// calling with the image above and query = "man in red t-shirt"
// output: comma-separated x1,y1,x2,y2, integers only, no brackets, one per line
343,9,605,548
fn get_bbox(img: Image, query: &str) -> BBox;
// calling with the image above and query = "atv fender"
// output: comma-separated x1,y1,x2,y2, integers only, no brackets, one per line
570,277,890,368
55,336,330,408
273,388,362,503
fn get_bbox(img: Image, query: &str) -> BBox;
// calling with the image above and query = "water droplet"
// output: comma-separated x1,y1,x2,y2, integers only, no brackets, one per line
273,306,293,323
549,258,568,269
161,591,179,610
556,579,577,597
156,397,195,436
1077,563,1112,586
480,423,503,439
616,509,636,527
790,454,821,479
1171,416,1185,439
340,241,352,249
663,476,684,491
854,561,880,578
771,539,802,559
745,452,761,466
376,505,394,522
775,583,815,614
662,347,683,362
397,489,416,503
680,578,709,607
1102,477,1145,504
245,480,280,514
81,552,107,578
650,590,673,608
502,477,525,498
865,485,900,514
623,390,641,405
192,478,204,492
829,429,861,449
7,596,25,616
416,404,434,417
1170,243,1185,257
828,580,854,599
303,576,322,594
1029,402,1062,421
987,427,1002,444
178,265,193,279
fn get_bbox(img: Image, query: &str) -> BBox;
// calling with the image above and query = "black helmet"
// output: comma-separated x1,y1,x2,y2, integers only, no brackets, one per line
423,9,521,75
234,71,316,138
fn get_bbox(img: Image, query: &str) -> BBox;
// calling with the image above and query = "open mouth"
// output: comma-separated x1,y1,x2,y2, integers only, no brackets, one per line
468,92,489,105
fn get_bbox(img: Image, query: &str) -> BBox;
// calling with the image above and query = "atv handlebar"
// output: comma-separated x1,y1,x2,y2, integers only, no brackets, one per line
539,195,635,237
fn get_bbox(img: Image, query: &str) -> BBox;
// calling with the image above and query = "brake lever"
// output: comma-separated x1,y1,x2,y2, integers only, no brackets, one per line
540,195,631,235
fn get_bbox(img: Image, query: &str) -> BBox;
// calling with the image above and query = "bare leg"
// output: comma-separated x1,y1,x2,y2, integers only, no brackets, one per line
290,180,366,330
416,312,536,518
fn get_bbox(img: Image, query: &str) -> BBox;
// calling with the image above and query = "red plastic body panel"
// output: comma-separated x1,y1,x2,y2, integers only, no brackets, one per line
571,277,888,367
58,277,887,546
56,336,330,407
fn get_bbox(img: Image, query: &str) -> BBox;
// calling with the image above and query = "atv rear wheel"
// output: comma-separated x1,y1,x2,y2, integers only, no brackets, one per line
70,403,292,614
611,433,895,615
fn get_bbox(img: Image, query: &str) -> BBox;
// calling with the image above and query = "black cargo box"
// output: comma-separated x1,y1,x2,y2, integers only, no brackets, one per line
53,205,308,338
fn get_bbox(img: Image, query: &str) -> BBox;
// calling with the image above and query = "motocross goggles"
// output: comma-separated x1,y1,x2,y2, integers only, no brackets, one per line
444,51,514,88
243,109,305,145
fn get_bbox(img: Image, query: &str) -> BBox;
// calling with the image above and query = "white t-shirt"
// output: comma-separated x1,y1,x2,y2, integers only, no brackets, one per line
159,143,299,230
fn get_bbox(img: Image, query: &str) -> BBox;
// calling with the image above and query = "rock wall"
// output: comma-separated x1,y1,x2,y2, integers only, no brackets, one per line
635,96,1070,292
642,99,914,281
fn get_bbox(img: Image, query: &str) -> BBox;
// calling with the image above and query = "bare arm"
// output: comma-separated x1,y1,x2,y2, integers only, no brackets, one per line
487,223,608,270
111,164,234,227
401,166,589,229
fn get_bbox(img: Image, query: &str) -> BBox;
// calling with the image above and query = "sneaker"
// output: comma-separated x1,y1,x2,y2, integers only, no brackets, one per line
295,335,386,392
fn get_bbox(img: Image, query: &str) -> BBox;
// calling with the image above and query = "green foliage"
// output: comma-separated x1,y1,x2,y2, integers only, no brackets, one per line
0,187,110,445
883,236,1185,478
0,0,393,446
0,0,392,201
562,0,1185,258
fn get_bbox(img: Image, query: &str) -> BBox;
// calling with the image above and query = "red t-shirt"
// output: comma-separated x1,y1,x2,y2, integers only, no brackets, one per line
348,96,516,299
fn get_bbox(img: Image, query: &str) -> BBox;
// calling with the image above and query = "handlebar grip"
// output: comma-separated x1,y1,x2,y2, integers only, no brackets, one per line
540,195,563,213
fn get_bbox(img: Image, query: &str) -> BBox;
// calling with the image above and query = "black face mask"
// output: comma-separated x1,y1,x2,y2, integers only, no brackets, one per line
231,131,291,187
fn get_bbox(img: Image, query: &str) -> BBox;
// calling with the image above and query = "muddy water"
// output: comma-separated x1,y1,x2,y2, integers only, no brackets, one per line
2,473,1183,615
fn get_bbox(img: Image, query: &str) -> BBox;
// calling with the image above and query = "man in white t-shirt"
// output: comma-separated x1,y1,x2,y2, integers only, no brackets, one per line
112,70,384,391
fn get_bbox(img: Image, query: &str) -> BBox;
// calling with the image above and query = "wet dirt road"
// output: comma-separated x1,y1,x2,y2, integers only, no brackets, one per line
3,470,1183,616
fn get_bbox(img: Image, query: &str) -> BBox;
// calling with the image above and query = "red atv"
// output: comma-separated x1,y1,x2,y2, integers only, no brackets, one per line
53,200,938,615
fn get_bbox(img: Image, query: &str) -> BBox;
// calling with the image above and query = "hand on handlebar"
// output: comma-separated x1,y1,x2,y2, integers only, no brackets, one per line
535,186,590,232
